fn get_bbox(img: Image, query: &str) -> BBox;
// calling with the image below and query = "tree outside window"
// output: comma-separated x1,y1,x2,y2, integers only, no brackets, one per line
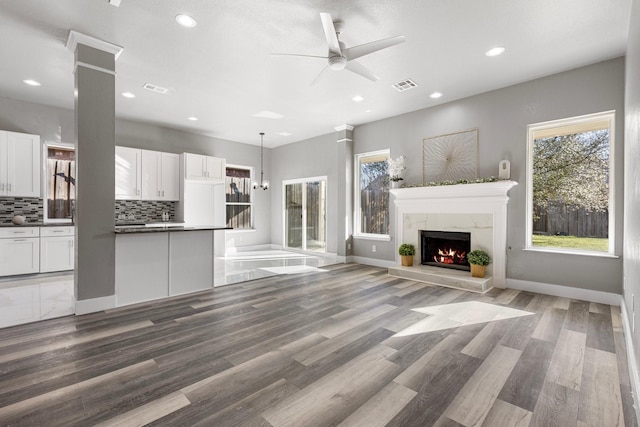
528,112,614,253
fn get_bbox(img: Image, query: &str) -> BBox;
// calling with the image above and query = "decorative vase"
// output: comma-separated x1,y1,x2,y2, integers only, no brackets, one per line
391,180,400,189
401,255,413,266
470,264,486,278
12,215,25,225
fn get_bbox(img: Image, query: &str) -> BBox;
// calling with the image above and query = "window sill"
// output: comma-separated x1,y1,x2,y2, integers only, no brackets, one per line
523,247,619,259
226,228,256,233
353,234,391,242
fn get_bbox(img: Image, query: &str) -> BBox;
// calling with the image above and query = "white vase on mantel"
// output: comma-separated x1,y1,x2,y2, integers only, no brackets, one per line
390,179,402,189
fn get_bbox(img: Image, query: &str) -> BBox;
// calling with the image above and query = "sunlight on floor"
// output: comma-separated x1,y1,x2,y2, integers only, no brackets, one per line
393,301,534,337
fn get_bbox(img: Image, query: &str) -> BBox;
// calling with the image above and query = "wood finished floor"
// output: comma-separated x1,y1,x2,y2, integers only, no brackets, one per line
0,264,636,427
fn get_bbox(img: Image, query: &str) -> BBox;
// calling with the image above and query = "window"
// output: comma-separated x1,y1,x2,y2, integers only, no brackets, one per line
44,143,75,222
526,111,614,254
354,150,390,238
226,165,253,229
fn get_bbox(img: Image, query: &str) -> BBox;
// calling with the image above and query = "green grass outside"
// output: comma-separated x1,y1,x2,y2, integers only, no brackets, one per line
532,234,608,252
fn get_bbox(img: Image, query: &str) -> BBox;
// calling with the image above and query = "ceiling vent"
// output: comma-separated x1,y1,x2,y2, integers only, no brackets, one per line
142,83,168,94
392,79,418,92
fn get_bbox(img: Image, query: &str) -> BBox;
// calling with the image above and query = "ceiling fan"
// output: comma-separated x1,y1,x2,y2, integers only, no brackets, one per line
273,12,406,85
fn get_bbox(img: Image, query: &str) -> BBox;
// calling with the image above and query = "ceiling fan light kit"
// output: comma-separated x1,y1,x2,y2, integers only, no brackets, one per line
273,12,406,85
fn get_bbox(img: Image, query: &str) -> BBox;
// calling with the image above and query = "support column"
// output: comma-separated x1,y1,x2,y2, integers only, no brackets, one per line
66,31,122,314
335,124,354,258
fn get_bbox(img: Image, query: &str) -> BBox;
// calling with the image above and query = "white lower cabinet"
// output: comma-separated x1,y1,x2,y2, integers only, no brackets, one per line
0,227,40,276
40,227,75,273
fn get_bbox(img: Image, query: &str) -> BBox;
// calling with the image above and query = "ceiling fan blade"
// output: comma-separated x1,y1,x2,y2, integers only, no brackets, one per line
344,35,406,61
320,13,342,55
271,53,328,59
310,64,331,86
345,61,379,82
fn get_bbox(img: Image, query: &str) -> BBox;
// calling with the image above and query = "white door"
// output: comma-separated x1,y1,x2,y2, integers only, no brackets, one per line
141,150,160,200
283,177,327,253
0,238,40,276
205,156,225,182
161,153,180,200
115,146,141,199
40,236,74,272
184,153,206,180
5,132,40,197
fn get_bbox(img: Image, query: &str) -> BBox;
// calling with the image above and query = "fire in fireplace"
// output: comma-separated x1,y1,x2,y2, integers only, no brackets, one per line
421,230,471,271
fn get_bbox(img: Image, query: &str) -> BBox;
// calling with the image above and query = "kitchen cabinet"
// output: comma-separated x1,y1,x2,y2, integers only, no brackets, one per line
141,150,179,201
0,131,40,197
0,227,40,276
115,146,141,200
40,226,75,273
184,153,225,183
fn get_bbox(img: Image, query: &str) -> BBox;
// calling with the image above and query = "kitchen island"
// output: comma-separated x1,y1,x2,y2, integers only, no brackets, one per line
114,225,230,307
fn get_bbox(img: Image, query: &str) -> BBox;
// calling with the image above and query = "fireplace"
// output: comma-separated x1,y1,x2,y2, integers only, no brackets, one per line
421,230,471,271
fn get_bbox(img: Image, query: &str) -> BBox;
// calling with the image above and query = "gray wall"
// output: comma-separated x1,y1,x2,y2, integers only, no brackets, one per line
352,58,625,293
270,132,338,254
623,0,640,387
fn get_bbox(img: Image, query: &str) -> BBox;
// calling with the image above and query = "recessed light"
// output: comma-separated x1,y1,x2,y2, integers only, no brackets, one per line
187,117,198,121
485,46,505,57
122,92,136,98
176,14,197,28
278,132,292,136
365,110,372,113
352,95,364,102
23,79,41,87
430,92,443,99
253,110,284,119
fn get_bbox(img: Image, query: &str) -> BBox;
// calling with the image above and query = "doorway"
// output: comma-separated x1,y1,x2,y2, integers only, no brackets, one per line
283,177,327,253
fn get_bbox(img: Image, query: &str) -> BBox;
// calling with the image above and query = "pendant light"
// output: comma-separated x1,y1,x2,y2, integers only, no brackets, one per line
253,132,269,190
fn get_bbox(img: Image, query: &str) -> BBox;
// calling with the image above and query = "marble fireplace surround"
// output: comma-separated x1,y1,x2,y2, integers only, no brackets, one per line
390,181,517,288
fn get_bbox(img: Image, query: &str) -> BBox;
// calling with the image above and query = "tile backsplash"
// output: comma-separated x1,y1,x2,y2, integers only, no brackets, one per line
115,200,177,223
0,197,42,224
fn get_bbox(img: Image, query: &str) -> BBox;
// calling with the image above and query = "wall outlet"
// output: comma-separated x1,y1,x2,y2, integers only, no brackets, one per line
347,243,351,250
372,245,376,252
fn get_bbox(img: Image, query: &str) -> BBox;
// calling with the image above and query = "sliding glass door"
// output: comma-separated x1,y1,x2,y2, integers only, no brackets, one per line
284,177,326,253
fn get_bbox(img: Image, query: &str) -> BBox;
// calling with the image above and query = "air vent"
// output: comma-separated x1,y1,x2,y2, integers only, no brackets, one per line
392,79,418,92
142,83,168,94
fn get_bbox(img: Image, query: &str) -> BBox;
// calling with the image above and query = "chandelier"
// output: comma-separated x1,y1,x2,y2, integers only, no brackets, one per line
253,132,269,190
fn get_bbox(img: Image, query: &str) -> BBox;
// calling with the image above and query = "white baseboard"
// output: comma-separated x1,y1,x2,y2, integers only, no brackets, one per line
507,278,621,305
347,256,396,268
75,294,116,315
620,296,640,424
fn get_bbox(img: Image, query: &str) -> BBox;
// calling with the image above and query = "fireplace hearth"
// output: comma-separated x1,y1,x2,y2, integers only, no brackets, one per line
421,230,471,271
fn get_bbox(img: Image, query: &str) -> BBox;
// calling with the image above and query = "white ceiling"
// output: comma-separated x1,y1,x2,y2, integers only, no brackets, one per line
0,0,631,147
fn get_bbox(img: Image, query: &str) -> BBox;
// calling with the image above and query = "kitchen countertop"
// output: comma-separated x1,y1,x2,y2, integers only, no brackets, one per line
0,223,74,227
114,225,232,234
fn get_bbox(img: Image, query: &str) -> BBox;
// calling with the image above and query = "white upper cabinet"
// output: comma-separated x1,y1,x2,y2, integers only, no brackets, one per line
117,147,179,201
0,131,40,197
160,152,179,200
184,153,225,183
141,150,179,201
115,146,141,200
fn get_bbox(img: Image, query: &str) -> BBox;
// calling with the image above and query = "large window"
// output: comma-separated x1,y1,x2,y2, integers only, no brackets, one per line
226,166,253,229
355,150,390,238
526,111,615,254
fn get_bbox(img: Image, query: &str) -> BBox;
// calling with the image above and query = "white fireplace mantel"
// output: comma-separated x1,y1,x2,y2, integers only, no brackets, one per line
390,180,517,288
